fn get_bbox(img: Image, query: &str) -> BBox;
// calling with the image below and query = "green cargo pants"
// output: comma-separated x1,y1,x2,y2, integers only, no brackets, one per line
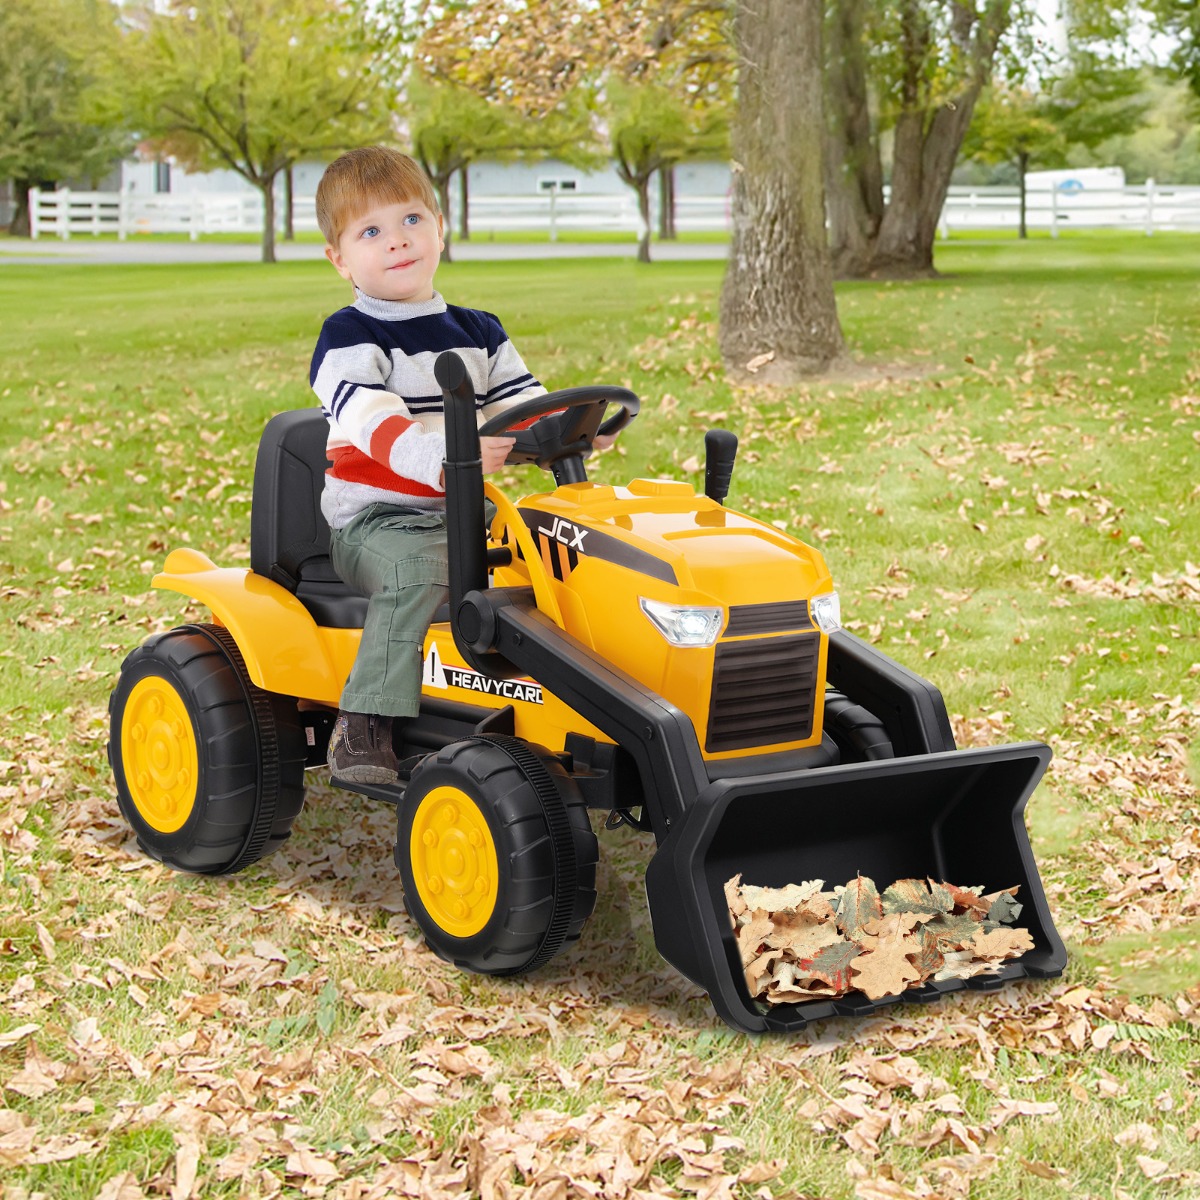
329,503,449,718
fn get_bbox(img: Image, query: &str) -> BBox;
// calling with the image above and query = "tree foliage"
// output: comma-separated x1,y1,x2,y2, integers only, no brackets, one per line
1143,0,1200,95
394,0,732,259
404,70,598,260
0,0,131,235
105,0,395,262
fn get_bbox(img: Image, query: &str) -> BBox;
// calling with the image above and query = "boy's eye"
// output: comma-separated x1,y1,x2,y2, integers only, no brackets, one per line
404,214,420,225
361,226,379,239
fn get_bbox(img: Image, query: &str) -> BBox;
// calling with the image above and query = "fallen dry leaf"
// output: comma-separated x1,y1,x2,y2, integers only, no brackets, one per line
728,875,1033,1005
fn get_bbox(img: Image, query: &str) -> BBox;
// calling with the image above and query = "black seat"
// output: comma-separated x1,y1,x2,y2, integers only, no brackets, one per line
250,409,369,628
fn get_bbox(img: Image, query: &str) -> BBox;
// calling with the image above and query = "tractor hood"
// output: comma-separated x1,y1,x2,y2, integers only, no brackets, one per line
518,479,834,607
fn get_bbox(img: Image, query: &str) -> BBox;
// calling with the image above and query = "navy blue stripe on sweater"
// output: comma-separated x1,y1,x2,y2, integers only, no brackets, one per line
485,373,537,405
310,305,506,379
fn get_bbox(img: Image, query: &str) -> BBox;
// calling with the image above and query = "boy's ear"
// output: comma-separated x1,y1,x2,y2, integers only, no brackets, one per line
324,243,354,283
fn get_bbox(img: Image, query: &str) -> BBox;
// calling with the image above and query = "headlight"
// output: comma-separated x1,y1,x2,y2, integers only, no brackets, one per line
640,598,724,647
810,592,841,633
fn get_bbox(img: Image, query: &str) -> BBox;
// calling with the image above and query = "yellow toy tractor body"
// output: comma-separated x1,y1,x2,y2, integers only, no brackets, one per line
109,353,1066,1032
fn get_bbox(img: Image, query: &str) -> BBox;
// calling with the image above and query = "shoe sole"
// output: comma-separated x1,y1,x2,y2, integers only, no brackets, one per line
328,763,400,786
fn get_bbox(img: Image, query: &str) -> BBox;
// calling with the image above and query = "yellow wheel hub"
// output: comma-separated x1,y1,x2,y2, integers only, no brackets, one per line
120,675,199,834
409,786,498,938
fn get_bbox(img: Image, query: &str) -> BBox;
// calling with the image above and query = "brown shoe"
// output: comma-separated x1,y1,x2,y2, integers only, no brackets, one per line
327,711,401,785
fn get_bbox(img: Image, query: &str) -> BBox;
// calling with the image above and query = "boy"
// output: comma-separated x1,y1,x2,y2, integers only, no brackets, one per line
310,146,545,784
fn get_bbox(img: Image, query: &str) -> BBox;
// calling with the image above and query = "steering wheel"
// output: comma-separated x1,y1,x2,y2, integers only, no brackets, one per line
478,386,639,482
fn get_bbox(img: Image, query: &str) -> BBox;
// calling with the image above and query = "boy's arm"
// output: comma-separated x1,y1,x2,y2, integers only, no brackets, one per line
311,317,446,490
481,318,619,449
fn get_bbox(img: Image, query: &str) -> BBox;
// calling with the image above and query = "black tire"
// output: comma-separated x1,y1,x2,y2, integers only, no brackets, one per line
396,734,598,976
108,623,307,874
824,688,895,763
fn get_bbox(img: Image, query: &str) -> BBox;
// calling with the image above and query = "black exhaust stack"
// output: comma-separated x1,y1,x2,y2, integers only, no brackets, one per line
435,350,487,607
704,429,738,504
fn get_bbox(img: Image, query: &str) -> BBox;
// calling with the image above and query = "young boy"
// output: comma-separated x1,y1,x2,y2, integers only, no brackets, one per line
311,146,546,784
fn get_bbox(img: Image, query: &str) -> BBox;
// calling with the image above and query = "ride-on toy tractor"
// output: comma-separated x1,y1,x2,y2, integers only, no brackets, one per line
108,352,1067,1033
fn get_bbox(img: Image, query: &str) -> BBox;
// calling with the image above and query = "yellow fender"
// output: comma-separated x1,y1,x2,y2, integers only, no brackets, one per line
151,547,350,704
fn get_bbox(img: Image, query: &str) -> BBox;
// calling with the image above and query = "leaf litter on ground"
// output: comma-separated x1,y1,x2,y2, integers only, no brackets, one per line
728,874,1035,1004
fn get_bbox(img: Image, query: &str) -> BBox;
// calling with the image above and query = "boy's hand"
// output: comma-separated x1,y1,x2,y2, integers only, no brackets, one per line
593,431,619,451
480,435,515,474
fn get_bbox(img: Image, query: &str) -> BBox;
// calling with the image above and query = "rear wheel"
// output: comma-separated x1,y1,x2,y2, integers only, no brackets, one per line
108,624,306,874
396,735,598,975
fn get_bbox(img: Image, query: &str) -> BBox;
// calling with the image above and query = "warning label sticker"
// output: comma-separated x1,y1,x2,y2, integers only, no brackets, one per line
422,643,543,705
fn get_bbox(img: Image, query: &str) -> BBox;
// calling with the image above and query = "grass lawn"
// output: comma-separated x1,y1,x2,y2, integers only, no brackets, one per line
0,236,1197,1199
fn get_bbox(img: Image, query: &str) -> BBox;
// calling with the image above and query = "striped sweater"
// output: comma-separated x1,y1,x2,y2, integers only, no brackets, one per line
310,288,545,528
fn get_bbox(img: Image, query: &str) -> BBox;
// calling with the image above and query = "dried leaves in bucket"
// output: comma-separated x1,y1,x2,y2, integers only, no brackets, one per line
726,874,1034,1005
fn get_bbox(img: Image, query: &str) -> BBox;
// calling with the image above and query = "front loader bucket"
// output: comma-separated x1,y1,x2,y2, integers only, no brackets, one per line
644,743,1067,1033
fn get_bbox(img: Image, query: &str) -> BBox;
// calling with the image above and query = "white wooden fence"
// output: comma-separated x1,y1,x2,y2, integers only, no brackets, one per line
28,183,1200,241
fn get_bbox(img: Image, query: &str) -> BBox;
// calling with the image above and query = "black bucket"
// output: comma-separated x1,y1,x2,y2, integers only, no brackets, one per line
644,743,1068,1033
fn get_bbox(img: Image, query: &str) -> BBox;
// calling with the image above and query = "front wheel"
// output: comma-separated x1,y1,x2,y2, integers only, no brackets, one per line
396,735,598,975
108,624,306,874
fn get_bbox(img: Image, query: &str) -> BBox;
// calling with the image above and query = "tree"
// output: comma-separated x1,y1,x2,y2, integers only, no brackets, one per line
404,71,598,263
1088,72,1200,184
1143,0,1200,94
403,0,732,259
606,81,693,262
718,0,843,382
962,84,1065,237
965,48,1150,235
0,0,131,236
107,0,395,262
825,0,1031,278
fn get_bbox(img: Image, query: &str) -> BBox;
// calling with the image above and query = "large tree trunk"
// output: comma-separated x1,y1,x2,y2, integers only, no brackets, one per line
826,0,1011,278
824,0,883,277
870,92,981,275
719,0,843,382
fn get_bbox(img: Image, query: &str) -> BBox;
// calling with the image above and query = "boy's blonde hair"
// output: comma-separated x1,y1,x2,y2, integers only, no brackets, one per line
316,146,440,246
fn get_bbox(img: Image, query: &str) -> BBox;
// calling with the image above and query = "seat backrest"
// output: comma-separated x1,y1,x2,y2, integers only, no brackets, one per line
250,409,368,628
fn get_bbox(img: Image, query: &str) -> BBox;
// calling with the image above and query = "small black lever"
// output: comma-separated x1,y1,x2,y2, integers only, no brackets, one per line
703,429,738,504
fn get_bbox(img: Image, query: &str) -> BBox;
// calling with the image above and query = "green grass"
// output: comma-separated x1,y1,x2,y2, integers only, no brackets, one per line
1,236,1198,1198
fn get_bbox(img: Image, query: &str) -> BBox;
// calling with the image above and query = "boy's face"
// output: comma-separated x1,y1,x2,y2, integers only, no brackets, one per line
325,197,444,303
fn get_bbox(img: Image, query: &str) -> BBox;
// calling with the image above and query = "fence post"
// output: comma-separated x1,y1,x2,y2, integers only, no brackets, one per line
118,188,129,241
1050,185,1059,240
1145,178,1155,237
29,188,41,239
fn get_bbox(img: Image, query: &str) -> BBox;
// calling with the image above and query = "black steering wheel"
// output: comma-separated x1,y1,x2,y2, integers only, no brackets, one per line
478,386,639,483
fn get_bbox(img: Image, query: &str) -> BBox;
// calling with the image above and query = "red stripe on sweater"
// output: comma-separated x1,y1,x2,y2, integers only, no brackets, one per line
327,446,442,498
369,413,416,464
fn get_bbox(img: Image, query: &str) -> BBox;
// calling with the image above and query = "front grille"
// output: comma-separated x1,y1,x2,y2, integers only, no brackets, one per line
725,600,814,637
706,634,820,753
